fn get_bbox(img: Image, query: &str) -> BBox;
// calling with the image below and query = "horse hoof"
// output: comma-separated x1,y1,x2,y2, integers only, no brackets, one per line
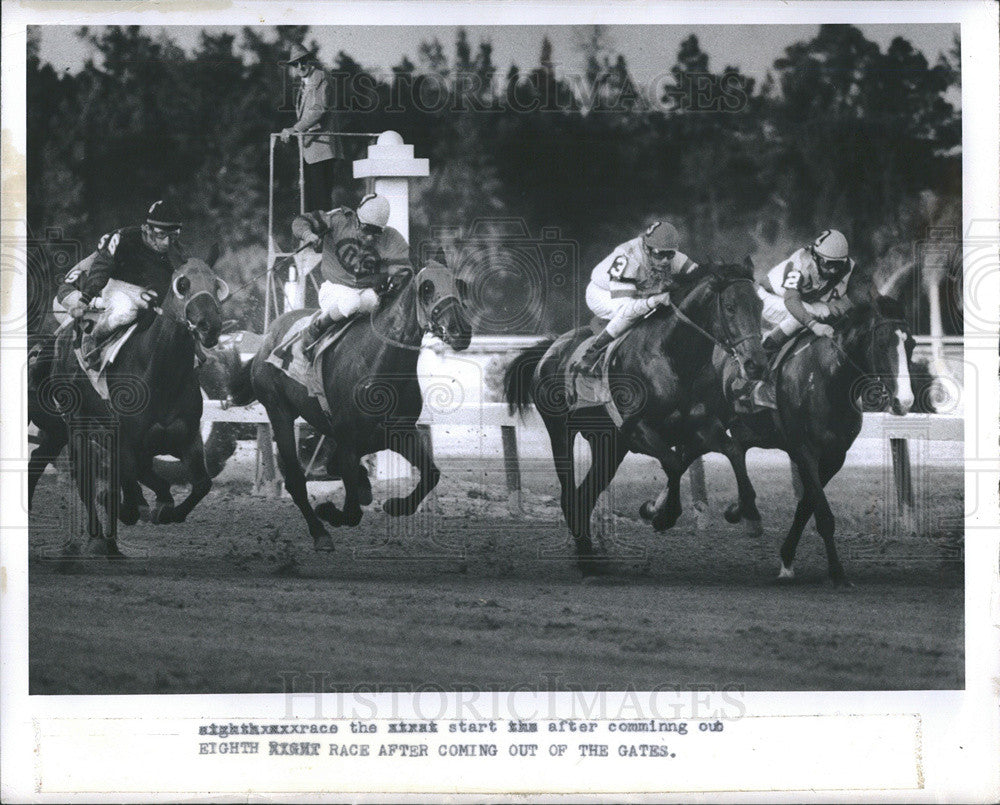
724,503,742,524
312,531,335,552
743,518,764,539
358,486,374,506
639,501,656,522
343,509,363,527
651,512,677,532
832,576,853,590
120,506,140,526
315,502,343,527
383,498,411,518
153,505,174,524
776,564,795,582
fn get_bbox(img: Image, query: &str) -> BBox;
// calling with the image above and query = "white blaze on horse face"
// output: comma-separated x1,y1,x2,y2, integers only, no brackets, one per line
894,329,914,413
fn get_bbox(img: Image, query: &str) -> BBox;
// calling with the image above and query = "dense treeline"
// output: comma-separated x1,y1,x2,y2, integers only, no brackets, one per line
27,24,961,334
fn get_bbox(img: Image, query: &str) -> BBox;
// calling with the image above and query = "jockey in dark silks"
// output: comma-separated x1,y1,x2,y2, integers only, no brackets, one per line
57,200,187,369
291,192,413,360
573,220,701,375
733,229,873,412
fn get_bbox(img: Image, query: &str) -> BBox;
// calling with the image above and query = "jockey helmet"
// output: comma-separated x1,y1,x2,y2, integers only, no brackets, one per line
145,199,182,231
642,220,679,272
357,193,391,230
811,229,850,276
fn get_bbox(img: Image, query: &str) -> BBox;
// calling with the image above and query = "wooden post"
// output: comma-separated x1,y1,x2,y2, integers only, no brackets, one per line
890,437,916,534
501,424,522,513
255,424,281,497
687,456,709,530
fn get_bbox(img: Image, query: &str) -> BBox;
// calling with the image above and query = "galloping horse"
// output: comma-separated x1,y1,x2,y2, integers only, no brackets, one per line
503,260,768,574
228,262,472,549
717,295,915,586
29,254,229,555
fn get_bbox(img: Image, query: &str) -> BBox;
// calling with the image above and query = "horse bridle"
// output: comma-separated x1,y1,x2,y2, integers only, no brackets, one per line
424,295,462,342
371,269,465,351
153,289,222,366
829,316,909,398
667,276,759,367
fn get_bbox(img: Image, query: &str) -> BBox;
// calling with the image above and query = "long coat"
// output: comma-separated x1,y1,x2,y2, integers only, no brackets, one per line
294,67,344,164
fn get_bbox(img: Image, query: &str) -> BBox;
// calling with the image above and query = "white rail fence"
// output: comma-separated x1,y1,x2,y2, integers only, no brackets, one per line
202,396,962,522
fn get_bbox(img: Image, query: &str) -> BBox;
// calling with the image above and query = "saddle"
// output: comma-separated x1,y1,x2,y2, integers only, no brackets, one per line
60,318,140,401
265,312,361,417
565,319,629,426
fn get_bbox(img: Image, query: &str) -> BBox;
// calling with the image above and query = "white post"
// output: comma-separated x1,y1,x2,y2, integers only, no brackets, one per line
353,131,430,480
352,130,429,243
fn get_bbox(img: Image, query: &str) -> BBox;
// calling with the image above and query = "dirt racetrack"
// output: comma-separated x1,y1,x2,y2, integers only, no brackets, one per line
29,435,964,694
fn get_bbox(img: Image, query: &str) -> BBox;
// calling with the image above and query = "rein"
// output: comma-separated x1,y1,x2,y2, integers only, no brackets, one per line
152,289,221,366
822,316,907,405
666,277,757,367
370,274,462,351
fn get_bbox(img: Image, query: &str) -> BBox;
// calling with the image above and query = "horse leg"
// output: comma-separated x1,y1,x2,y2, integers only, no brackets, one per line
719,435,764,538
68,430,119,556
269,407,334,550
61,431,100,554
569,428,627,574
330,447,365,527
383,424,439,518
314,447,346,527
119,477,144,526
157,433,211,525
643,449,698,532
540,418,576,534
780,450,849,586
28,427,67,510
136,459,175,523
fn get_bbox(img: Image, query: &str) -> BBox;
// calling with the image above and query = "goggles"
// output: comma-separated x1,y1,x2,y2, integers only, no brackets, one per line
360,224,383,238
645,246,676,261
817,256,848,273
146,224,180,239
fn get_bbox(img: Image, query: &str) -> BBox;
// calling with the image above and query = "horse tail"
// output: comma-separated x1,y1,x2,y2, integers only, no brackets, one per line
503,337,555,417
227,355,257,406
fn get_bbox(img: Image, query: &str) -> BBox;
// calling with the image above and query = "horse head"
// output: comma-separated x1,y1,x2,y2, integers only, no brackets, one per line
682,256,766,379
839,295,914,415
166,246,229,350
413,261,473,351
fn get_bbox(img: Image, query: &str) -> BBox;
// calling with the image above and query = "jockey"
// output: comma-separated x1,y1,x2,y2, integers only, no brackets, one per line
292,192,412,360
575,220,699,374
735,229,866,411
59,200,187,369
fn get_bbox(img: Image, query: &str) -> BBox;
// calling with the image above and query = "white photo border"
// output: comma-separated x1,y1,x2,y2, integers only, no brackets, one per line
2,1,998,801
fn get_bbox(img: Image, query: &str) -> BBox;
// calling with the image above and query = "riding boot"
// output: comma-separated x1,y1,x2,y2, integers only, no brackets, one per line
731,330,787,414
302,312,335,363
574,330,615,377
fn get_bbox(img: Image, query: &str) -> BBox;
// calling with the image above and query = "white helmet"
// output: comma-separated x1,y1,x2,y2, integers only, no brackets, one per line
357,193,390,229
812,229,849,260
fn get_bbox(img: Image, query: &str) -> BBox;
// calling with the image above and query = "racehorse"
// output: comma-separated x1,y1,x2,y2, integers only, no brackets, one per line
503,260,768,575
716,295,915,586
227,262,472,549
29,253,229,555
